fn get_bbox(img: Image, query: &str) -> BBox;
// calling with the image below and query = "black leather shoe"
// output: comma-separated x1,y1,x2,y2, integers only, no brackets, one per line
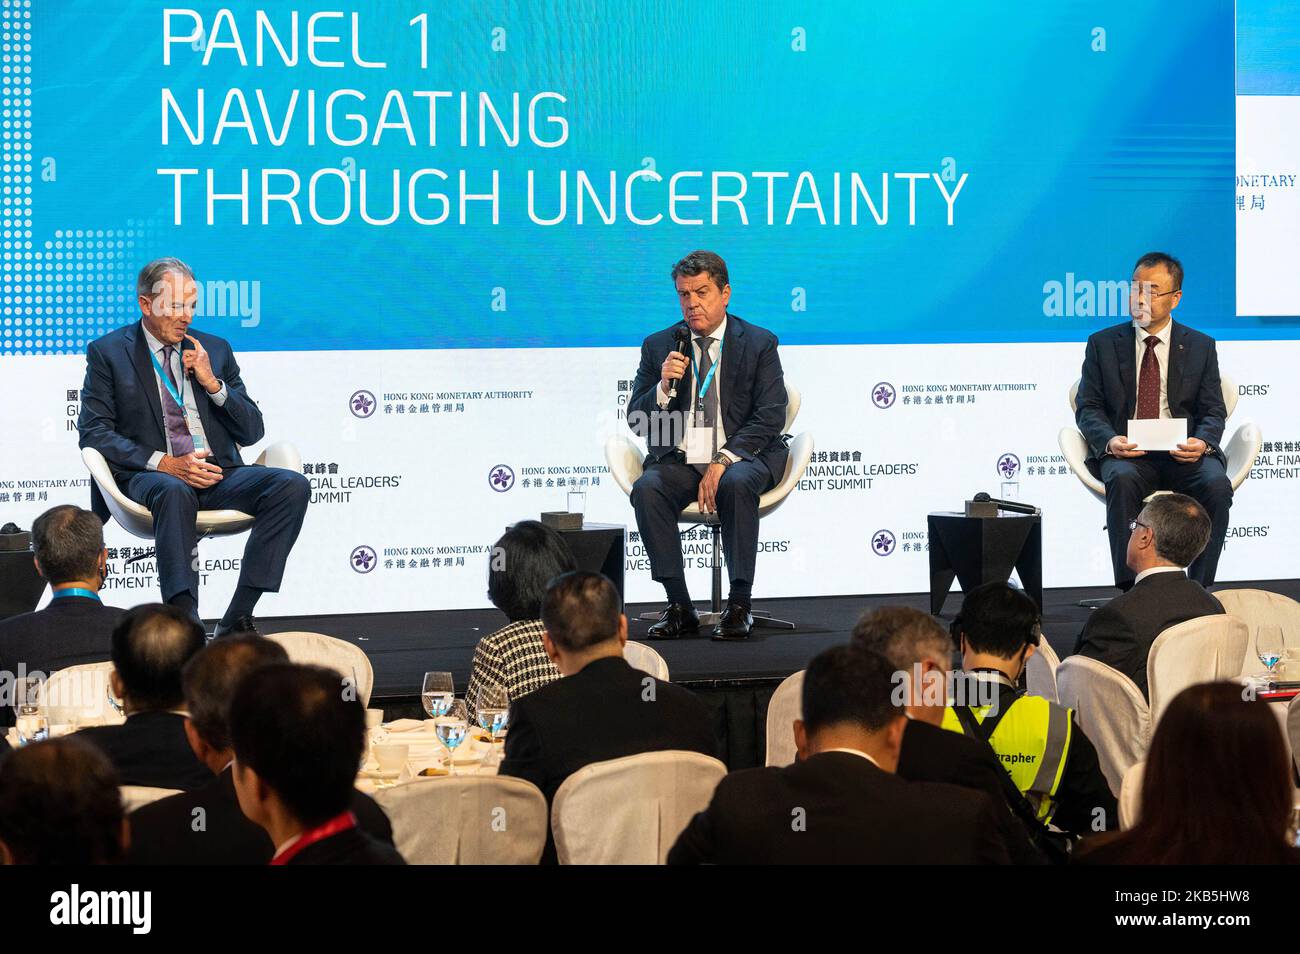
646,603,700,640
212,616,262,639
712,602,754,641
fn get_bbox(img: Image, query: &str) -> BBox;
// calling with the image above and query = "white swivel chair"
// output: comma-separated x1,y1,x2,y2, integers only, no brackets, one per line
41,660,124,726
81,441,303,573
266,632,374,707
764,670,804,767
1025,632,1062,703
1058,375,1261,607
605,382,814,630
1146,615,1248,727
1056,655,1149,796
373,775,549,864
1211,588,1300,676
551,750,727,864
1118,760,1145,830
622,640,670,680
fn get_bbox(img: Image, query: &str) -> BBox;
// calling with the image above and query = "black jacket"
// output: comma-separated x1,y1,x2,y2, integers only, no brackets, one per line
1073,570,1225,698
76,710,213,791
282,827,405,866
1074,320,1226,464
627,313,789,484
127,766,395,865
668,751,1010,864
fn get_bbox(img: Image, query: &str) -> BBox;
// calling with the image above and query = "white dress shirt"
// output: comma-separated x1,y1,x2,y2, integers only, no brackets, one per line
821,747,882,768
140,321,228,470
656,315,738,462
1132,318,1173,419
1134,565,1185,585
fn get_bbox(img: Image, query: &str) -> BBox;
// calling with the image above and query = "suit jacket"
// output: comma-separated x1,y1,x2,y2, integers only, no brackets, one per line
499,655,718,862
282,827,405,866
76,710,213,791
897,718,1046,865
667,751,1010,865
77,322,265,521
1074,320,1226,464
1073,570,1225,699
126,766,395,865
0,596,121,727
627,313,790,484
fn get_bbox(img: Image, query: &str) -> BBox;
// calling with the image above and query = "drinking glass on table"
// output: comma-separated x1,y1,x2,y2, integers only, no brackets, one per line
1255,625,1286,682
476,683,510,767
421,671,455,719
14,676,49,746
434,700,470,776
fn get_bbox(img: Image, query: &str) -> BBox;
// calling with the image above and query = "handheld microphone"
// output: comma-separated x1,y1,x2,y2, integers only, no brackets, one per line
667,326,691,400
974,491,1040,516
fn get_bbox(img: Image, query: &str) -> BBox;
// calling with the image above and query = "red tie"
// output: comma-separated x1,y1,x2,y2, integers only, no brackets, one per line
1135,335,1161,419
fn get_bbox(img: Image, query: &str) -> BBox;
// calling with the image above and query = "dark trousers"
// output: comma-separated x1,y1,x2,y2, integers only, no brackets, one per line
126,465,311,606
630,456,773,596
1100,452,1232,588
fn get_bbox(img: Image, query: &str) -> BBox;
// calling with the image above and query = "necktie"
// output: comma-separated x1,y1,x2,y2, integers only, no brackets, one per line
1135,335,1161,420
694,336,717,428
160,346,195,456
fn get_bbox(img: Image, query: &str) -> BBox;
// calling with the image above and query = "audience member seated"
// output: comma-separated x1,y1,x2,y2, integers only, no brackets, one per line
947,583,1118,835
499,571,717,863
853,606,1048,863
0,737,126,864
230,663,405,865
1077,682,1300,865
0,505,123,726
465,520,578,723
668,645,1010,864
128,635,394,865
1073,493,1224,698
76,604,211,791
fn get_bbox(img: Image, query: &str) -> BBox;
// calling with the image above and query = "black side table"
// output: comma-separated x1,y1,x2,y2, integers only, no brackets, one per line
512,522,626,609
927,511,1042,616
0,549,46,622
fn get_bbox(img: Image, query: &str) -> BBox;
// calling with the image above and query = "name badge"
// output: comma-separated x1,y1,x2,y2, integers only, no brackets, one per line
191,432,207,454
685,426,714,465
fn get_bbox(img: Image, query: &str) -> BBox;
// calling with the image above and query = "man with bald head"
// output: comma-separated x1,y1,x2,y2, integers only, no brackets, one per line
75,603,211,790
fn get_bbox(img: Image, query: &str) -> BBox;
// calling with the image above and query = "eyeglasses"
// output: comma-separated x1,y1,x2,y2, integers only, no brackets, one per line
1129,519,1151,532
1128,284,1179,300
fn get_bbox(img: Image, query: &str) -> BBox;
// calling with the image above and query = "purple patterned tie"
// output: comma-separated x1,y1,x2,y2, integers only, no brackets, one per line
1136,335,1161,419
160,346,195,457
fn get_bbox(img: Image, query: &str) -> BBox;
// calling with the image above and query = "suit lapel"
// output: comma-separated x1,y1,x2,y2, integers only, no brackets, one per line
721,313,745,431
1113,325,1137,420
1164,322,1186,412
128,323,166,438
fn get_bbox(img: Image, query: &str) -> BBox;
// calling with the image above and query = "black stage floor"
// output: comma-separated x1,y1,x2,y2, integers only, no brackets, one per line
251,578,1300,700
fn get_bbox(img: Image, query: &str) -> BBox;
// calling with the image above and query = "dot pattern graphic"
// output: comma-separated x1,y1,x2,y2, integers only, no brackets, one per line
1,0,157,356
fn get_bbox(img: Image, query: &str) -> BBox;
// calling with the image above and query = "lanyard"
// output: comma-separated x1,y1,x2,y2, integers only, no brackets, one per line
690,336,723,403
270,811,357,865
52,587,100,602
148,347,187,417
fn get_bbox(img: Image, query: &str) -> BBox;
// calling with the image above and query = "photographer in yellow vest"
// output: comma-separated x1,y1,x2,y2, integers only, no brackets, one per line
943,583,1118,835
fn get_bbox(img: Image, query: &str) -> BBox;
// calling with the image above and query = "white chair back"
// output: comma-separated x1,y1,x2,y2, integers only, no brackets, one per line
551,750,726,864
372,775,548,864
623,641,669,681
764,670,803,766
1026,634,1061,703
1211,589,1300,676
1056,655,1149,796
121,786,182,811
1147,615,1249,726
267,632,375,707
1118,760,1145,830
41,661,124,726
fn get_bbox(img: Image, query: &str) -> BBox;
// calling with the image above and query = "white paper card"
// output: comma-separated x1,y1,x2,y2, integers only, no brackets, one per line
1127,417,1188,452
685,426,714,464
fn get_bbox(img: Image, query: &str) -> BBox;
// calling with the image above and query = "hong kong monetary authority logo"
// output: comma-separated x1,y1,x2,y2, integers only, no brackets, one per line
350,545,377,573
871,382,896,409
997,453,1021,480
488,465,515,492
871,529,897,556
350,390,377,418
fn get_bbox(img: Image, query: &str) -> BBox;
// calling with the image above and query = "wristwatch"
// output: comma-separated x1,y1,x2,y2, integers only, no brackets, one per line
711,452,734,468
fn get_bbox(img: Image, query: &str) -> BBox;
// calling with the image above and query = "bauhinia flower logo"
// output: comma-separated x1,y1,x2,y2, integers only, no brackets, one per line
871,529,896,556
871,382,896,409
350,390,376,418
350,545,377,573
997,453,1021,480
488,465,515,492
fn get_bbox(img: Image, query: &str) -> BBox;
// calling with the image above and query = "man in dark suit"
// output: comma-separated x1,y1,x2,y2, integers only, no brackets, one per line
668,645,1009,864
75,604,211,791
230,663,404,865
1075,251,1231,589
627,250,789,640
78,258,310,636
1074,493,1224,698
0,506,122,727
499,571,718,862
128,635,393,865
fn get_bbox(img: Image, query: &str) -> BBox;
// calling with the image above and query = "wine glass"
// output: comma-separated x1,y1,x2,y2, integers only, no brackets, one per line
1255,625,1286,682
421,672,454,720
434,700,469,776
476,683,510,767
14,676,49,746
